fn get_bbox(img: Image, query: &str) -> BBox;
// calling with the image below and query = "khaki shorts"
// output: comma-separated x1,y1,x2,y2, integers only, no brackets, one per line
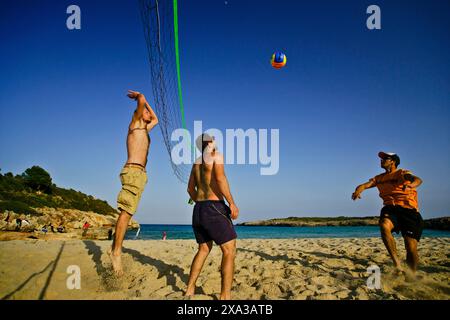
117,166,147,215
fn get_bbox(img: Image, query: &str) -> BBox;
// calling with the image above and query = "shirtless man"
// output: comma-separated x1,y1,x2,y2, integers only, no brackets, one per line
352,152,424,277
109,90,158,276
185,133,239,300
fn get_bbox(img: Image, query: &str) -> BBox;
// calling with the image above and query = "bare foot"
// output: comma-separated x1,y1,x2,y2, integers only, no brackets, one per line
220,294,231,300
393,264,405,276
184,287,195,297
108,248,124,276
404,269,417,282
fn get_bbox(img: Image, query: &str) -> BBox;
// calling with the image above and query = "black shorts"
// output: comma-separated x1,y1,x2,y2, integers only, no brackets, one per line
192,200,237,245
380,205,424,241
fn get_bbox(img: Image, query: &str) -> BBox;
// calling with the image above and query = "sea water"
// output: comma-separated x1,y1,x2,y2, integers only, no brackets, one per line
126,224,450,240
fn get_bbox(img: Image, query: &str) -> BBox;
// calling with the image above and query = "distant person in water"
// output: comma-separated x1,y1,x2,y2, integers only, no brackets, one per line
134,227,141,239
109,90,159,276
185,133,239,300
352,152,424,277
162,231,167,240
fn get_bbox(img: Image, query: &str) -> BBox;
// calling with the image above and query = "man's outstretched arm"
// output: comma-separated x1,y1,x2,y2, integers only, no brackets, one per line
127,90,147,117
127,90,159,130
352,179,376,200
144,101,159,130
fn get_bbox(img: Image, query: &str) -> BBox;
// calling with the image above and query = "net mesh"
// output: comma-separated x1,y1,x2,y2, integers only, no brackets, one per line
139,0,189,183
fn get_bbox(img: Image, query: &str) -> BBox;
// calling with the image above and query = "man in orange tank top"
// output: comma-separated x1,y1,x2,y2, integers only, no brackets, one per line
352,152,424,277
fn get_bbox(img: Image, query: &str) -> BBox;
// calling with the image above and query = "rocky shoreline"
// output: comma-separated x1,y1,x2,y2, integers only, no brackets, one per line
238,216,450,231
0,207,139,240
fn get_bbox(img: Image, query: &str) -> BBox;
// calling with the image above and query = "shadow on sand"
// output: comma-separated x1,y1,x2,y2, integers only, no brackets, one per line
2,242,65,300
82,241,206,296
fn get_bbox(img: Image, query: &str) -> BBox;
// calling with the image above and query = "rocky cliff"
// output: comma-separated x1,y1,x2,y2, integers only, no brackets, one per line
238,217,380,227
0,207,139,240
423,217,450,231
238,216,450,230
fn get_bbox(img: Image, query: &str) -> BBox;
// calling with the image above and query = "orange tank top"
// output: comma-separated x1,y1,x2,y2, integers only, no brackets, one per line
370,169,419,210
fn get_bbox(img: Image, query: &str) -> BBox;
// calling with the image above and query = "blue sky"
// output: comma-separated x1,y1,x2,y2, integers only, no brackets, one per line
0,0,449,224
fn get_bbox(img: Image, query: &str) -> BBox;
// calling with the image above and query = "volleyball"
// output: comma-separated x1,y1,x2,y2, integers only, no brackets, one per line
271,51,287,69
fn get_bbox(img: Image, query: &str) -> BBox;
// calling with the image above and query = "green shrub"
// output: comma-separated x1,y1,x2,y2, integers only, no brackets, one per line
22,166,53,193
0,200,39,215
0,166,116,215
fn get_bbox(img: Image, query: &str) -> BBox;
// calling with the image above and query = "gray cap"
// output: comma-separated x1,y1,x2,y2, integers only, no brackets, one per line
196,133,214,151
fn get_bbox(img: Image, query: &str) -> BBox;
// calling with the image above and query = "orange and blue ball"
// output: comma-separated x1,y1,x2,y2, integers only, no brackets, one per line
271,52,287,69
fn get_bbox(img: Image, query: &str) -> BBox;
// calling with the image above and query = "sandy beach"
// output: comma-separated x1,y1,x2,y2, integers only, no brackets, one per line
0,237,448,300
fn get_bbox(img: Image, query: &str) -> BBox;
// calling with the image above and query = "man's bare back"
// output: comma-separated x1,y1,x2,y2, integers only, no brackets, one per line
188,138,239,220
192,153,224,202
